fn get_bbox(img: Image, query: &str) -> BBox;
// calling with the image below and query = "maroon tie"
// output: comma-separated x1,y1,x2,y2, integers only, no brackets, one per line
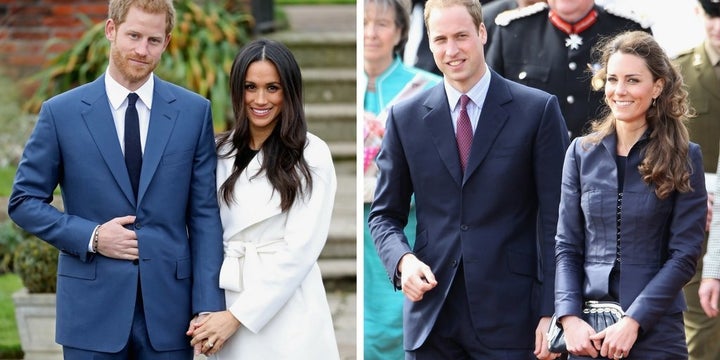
456,95,473,171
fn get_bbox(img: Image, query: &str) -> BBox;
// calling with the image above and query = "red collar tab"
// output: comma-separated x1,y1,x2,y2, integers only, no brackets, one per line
549,9,598,34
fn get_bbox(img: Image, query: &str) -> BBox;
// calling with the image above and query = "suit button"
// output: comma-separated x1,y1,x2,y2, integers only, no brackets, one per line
460,225,469,231
451,260,458,267
568,62,577,71
132,259,139,265
134,223,142,230
567,95,575,104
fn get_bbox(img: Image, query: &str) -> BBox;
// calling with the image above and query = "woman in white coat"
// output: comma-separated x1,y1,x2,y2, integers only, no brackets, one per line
188,39,340,359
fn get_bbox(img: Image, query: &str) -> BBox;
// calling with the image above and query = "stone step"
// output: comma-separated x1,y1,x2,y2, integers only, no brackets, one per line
322,172,356,259
319,258,356,280
303,68,356,104
306,103,355,143
269,32,355,69
328,141,356,163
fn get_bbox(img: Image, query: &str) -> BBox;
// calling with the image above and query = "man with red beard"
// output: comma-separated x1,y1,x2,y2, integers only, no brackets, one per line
8,0,225,358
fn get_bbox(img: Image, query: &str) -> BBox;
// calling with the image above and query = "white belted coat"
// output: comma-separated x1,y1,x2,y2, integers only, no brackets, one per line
213,133,340,359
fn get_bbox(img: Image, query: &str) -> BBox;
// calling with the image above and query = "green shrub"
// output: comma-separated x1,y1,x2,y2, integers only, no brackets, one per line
24,0,254,131
0,222,24,275
12,236,58,294
0,71,36,168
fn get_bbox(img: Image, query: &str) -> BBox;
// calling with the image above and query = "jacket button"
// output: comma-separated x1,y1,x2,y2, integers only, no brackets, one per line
134,223,142,230
460,225,469,231
451,260,458,267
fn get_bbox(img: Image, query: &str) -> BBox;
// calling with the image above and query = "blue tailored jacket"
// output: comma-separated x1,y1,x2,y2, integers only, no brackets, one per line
555,133,707,332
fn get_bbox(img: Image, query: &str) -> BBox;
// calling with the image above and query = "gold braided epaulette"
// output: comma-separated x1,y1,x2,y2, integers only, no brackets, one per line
495,2,549,26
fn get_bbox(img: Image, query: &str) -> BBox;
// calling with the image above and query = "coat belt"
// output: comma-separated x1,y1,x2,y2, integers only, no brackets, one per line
219,236,285,292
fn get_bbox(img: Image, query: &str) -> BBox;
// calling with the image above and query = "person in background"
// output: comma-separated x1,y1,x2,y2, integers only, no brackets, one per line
555,30,706,359
482,0,547,51
487,0,651,138
369,0,569,358
8,0,226,358
683,2,720,359
186,39,339,359
363,0,441,358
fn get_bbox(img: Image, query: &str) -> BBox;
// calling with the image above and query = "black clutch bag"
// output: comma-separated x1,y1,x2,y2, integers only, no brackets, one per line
548,300,625,353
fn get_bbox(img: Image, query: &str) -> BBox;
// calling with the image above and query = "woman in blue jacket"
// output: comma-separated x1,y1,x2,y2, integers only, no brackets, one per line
554,31,707,360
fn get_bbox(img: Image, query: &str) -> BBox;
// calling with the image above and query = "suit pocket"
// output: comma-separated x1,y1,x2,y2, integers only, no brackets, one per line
57,252,97,280
176,257,192,279
161,149,193,167
506,250,536,278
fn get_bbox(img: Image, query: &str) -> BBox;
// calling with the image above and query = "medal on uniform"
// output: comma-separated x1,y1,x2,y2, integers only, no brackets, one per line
549,9,598,50
565,34,583,50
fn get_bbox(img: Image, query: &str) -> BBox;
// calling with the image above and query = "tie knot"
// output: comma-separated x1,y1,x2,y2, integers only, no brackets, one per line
460,94,470,110
127,93,139,106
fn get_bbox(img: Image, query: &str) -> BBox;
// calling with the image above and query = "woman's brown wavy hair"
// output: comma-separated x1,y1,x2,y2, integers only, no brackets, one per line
586,31,694,199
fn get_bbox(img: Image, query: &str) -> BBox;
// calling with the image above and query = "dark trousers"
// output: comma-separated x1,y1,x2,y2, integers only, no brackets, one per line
63,284,192,360
407,263,535,360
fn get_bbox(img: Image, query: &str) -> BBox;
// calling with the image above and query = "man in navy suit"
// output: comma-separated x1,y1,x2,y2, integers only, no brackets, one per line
8,0,225,358
368,0,569,358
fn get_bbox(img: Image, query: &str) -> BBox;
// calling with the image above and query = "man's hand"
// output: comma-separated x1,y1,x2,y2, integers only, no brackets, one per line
96,215,138,260
699,278,720,317
398,254,437,301
186,313,208,355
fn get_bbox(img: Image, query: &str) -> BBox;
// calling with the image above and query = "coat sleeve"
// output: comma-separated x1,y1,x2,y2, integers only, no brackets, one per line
534,94,571,316
8,100,96,261
187,101,226,314
625,144,707,330
367,105,415,289
704,154,720,279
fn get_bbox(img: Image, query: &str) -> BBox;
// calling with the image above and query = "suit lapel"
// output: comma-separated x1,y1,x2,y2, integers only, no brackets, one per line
463,72,510,184
137,76,177,205
82,75,136,205
423,84,463,187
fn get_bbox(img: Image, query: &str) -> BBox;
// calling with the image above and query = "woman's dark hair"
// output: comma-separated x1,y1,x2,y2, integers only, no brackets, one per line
216,39,312,211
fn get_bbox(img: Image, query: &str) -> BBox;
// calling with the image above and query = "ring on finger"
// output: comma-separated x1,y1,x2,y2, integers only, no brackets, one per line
207,342,214,348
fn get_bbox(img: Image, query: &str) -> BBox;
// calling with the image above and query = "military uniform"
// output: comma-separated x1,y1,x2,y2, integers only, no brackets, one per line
674,44,720,173
482,0,519,53
675,2,720,359
486,2,650,138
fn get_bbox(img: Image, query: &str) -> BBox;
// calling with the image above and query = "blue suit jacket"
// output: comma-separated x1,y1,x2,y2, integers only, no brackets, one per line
9,75,225,352
555,135,706,332
369,70,570,350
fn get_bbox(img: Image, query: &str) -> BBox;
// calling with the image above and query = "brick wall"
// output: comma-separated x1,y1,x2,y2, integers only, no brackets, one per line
0,0,253,85
0,0,108,81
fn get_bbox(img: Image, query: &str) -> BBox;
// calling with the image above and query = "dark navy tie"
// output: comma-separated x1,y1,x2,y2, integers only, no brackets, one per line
125,93,142,199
